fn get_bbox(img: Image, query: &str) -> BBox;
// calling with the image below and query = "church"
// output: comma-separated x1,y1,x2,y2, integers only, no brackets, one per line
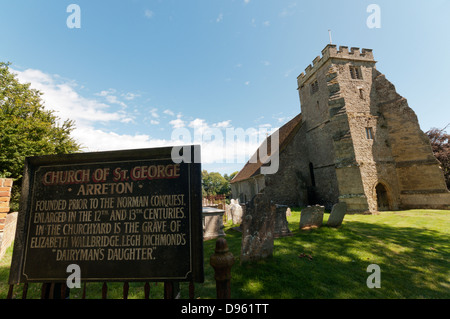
230,44,450,213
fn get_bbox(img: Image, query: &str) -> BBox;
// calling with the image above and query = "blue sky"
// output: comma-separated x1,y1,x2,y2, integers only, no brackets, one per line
1,0,449,175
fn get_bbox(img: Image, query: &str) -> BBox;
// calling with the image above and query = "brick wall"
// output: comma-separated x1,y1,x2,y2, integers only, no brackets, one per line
0,178,16,260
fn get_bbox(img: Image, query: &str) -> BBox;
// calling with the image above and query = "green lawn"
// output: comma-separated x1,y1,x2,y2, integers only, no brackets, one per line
1,209,449,299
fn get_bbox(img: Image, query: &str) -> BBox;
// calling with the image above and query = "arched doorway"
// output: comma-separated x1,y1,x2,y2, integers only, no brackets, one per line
375,183,390,211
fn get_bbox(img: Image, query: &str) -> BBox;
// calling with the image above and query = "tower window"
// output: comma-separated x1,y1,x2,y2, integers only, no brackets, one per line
359,88,364,99
365,127,374,140
350,66,363,79
310,80,319,95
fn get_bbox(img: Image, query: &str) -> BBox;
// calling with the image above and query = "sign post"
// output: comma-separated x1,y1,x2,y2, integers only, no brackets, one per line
9,145,204,285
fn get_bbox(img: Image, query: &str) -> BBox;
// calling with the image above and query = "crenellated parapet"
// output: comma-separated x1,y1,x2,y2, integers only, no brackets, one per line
298,44,376,87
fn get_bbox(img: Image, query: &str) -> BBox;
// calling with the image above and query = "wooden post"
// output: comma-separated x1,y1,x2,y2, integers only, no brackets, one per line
164,282,180,299
210,238,234,299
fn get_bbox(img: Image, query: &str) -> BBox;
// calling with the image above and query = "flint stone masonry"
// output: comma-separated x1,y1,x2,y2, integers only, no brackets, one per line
299,205,324,229
327,202,347,227
274,205,292,238
240,193,275,264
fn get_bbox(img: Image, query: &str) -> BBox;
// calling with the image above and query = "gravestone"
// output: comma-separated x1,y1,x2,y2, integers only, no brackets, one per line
229,200,243,225
240,193,275,264
299,205,324,230
286,207,292,217
274,205,292,238
225,204,232,222
327,202,347,227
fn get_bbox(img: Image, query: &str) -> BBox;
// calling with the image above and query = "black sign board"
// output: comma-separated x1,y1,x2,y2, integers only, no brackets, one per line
9,146,204,284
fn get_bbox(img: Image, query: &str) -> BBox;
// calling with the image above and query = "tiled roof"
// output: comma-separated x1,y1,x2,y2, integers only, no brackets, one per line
231,113,303,183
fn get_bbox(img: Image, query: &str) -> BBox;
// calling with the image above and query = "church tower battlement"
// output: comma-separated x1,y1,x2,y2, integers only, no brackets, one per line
297,44,375,88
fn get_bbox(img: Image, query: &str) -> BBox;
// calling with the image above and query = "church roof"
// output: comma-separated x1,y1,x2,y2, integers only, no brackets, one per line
231,113,303,183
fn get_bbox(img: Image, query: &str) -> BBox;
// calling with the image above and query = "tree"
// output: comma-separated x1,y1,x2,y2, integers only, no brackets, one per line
0,62,80,208
202,170,231,196
426,125,450,189
224,171,239,182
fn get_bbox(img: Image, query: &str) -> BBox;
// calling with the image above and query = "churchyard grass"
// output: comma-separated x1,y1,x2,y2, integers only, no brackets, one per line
1,209,449,299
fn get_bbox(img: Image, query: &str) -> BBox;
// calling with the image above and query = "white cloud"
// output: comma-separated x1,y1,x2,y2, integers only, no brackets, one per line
169,116,185,129
216,13,223,23
122,92,140,100
188,118,209,134
145,9,154,19
11,68,157,152
95,89,127,108
263,21,271,27
163,109,175,116
72,127,167,152
13,69,127,125
244,0,251,4
10,67,275,166
149,108,159,118
279,3,298,17
213,120,232,128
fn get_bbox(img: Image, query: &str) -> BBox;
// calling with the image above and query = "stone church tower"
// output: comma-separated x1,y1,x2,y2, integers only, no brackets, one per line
231,44,450,213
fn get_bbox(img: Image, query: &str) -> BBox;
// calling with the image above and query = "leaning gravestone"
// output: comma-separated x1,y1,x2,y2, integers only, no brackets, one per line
273,205,292,238
327,202,347,227
240,193,275,264
299,205,324,230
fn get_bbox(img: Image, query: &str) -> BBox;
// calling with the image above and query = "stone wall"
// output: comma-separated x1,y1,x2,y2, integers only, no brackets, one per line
264,124,310,207
298,58,342,209
0,178,16,260
233,44,450,213
373,71,450,210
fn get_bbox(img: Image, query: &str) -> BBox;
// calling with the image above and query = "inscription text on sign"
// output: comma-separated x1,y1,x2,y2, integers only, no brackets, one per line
9,146,204,284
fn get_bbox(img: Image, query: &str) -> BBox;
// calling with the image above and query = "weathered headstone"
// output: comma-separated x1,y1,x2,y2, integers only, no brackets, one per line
225,204,232,222
229,200,243,225
240,193,275,264
299,205,324,230
274,205,292,238
327,202,347,227
286,207,292,217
